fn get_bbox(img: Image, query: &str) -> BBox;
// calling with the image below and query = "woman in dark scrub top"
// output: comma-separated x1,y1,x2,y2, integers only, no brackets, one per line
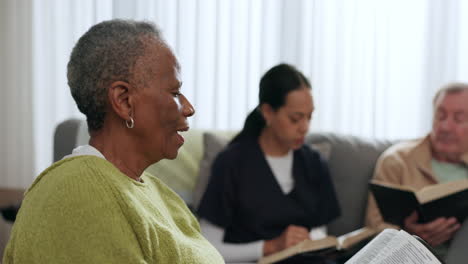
197,63,341,263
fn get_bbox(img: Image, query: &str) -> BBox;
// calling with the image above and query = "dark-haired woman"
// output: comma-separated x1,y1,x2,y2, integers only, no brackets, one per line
197,64,341,263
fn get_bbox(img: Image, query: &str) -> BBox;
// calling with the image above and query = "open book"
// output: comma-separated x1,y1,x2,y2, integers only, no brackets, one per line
345,229,444,264
257,227,379,264
369,179,468,226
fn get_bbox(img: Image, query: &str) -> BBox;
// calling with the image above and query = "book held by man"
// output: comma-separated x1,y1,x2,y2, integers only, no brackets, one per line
257,227,379,264
369,179,468,226
345,228,444,264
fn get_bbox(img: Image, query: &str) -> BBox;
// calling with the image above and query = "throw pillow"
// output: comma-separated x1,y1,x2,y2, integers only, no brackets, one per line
192,132,233,210
146,129,204,204
308,140,332,161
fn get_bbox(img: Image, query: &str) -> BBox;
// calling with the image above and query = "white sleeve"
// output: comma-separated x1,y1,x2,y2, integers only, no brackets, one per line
199,218,264,263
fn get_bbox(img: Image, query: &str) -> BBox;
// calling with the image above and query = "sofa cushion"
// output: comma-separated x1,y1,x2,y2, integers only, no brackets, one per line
306,133,393,236
193,132,333,210
445,218,468,263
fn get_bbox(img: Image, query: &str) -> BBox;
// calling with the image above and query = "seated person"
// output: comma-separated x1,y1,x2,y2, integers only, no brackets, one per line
0,203,20,222
197,63,341,263
3,19,224,263
366,83,468,257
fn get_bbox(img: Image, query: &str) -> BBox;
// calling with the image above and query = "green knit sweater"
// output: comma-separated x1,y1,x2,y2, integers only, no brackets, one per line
3,156,224,263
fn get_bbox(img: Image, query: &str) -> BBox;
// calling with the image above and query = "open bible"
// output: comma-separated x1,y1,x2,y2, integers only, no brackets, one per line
369,179,468,226
345,229,444,264
257,227,379,264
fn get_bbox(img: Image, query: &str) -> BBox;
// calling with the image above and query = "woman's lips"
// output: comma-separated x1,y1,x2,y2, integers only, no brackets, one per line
295,138,305,145
176,131,185,144
175,126,189,145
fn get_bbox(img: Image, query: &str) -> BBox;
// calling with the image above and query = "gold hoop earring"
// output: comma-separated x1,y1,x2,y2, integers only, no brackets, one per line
125,117,134,128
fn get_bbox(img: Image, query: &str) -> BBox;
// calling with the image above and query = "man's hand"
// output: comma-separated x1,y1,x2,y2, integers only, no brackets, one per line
263,225,309,256
404,211,461,246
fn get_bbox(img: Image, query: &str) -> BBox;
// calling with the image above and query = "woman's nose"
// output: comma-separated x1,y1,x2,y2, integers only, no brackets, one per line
299,120,309,134
181,96,195,117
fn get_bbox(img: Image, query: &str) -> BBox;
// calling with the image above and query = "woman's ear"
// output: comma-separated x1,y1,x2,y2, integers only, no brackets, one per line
260,103,274,125
107,81,134,120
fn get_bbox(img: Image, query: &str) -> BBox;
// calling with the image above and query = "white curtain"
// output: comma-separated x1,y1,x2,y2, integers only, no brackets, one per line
1,0,468,188
1,0,34,189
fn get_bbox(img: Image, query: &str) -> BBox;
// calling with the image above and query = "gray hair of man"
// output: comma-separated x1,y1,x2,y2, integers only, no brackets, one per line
432,82,468,107
67,19,164,131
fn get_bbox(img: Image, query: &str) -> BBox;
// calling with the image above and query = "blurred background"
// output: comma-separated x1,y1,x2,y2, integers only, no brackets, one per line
1,0,468,189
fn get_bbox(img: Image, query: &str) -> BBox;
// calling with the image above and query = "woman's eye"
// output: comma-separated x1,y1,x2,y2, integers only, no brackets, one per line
173,92,181,97
290,117,300,123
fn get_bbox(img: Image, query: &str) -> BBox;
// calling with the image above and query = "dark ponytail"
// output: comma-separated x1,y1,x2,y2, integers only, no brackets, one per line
230,108,265,144
230,63,311,144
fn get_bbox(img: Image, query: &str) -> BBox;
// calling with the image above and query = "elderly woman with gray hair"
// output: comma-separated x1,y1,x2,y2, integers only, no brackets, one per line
3,20,224,263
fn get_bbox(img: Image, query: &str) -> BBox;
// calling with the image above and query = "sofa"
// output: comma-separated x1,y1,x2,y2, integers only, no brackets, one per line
0,189,23,262
59,119,392,238
2,118,466,263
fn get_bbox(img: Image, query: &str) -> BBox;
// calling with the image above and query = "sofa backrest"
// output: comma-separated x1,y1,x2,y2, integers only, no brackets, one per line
306,133,393,235
188,131,393,236
55,119,393,236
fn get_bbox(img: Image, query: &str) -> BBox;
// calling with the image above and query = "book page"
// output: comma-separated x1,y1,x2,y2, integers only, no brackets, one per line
257,236,337,264
345,228,399,264
417,179,468,203
372,230,441,264
337,227,377,250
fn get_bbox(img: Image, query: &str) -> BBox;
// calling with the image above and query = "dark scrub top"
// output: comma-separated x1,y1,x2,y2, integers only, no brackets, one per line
197,136,341,243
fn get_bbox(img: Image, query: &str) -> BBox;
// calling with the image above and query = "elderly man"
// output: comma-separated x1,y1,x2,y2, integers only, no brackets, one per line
366,83,468,257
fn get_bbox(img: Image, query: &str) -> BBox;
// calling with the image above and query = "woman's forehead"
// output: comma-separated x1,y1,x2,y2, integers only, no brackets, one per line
135,43,180,83
284,89,313,108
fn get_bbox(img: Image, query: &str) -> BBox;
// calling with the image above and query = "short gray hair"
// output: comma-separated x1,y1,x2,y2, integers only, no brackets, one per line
433,82,468,106
67,19,162,131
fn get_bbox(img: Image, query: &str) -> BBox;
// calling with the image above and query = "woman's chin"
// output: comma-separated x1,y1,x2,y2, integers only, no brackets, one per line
163,143,183,160
290,143,303,150
159,146,178,160
159,134,185,160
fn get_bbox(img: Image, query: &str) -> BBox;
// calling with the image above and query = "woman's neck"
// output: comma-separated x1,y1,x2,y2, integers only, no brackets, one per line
89,128,151,182
258,128,291,157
